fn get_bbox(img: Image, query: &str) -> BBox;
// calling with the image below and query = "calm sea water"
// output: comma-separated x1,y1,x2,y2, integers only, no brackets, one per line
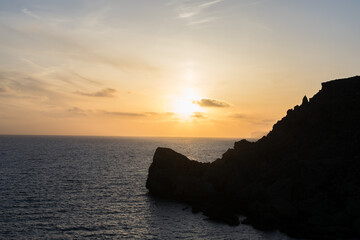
0,135,295,239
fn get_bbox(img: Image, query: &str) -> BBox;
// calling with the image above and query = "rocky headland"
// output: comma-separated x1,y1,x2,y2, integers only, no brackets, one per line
146,76,360,239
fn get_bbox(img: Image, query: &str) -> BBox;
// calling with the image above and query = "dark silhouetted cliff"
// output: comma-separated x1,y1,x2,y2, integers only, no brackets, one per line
146,76,360,239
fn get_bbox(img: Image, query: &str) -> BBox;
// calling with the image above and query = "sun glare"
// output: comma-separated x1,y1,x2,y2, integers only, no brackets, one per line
172,87,202,119
173,99,201,118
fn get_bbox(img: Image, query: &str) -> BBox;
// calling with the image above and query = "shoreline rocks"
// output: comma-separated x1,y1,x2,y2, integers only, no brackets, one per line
146,76,360,239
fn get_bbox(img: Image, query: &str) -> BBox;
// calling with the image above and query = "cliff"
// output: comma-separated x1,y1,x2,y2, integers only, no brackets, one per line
146,76,360,239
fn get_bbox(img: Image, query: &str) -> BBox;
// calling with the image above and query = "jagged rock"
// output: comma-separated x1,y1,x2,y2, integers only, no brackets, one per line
146,76,360,239
302,95,308,105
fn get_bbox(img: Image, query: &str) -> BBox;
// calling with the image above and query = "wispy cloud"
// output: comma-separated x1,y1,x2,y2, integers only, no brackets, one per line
53,107,176,120
0,70,62,100
69,71,101,86
67,107,88,116
187,17,217,26
193,98,230,107
228,113,246,119
191,112,206,118
0,70,83,117
1,19,159,73
103,111,145,117
170,0,223,25
177,0,222,19
102,111,175,119
145,112,175,117
21,8,41,20
75,88,117,97
228,112,276,126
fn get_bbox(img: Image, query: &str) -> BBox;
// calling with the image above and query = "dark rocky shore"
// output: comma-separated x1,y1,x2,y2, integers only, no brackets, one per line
146,76,360,239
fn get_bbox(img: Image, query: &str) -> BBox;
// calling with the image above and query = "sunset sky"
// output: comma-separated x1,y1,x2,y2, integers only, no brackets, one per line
1,0,359,137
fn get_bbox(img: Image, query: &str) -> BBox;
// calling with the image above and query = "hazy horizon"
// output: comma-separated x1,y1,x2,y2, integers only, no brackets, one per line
0,133,245,140
1,0,360,137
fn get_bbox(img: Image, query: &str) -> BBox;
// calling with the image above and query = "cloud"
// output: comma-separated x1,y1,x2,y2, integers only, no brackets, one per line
22,8,41,20
170,0,223,25
0,71,42,94
0,70,67,104
75,88,117,97
191,112,206,119
229,113,246,119
145,112,175,117
199,0,223,8
228,112,276,125
1,19,159,73
67,107,88,116
193,98,230,107
177,0,223,19
69,71,102,86
188,17,218,25
102,111,147,117
102,111,176,119
179,11,197,18
63,108,176,119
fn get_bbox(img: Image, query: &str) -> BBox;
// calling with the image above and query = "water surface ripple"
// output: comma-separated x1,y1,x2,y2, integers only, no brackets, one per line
0,136,295,239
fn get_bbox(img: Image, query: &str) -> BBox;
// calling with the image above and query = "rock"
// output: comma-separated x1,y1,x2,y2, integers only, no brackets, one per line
302,95,309,105
146,76,360,239
234,139,254,151
146,147,214,201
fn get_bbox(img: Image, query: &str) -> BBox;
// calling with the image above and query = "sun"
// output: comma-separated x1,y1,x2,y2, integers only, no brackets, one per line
171,87,202,119
173,98,201,118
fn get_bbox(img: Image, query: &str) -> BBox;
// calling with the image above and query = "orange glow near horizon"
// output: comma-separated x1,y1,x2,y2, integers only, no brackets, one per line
1,1,359,138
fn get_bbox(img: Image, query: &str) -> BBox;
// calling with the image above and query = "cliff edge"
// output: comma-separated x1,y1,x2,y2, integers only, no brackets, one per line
146,76,360,239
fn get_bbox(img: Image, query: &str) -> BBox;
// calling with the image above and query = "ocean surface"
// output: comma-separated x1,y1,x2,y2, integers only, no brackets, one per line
0,135,295,239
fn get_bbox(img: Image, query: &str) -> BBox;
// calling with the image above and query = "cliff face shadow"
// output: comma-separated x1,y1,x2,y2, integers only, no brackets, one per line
146,76,360,239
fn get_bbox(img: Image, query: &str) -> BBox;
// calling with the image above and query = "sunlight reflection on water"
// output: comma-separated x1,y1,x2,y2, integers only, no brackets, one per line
0,136,295,239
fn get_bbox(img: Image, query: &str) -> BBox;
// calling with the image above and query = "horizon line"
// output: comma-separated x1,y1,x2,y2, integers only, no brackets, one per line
0,133,255,140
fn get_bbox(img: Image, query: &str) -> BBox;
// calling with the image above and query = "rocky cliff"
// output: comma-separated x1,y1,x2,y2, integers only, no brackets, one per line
146,76,360,239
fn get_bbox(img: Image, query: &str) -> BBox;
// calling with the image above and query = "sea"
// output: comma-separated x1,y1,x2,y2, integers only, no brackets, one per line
0,135,295,239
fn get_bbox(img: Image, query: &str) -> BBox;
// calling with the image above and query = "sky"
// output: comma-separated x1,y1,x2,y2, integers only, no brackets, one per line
0,0,359,138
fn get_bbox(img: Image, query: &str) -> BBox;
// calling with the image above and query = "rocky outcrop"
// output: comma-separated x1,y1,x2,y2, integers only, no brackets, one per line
146,147,240,225
146,76,360,239
146,147,214,201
